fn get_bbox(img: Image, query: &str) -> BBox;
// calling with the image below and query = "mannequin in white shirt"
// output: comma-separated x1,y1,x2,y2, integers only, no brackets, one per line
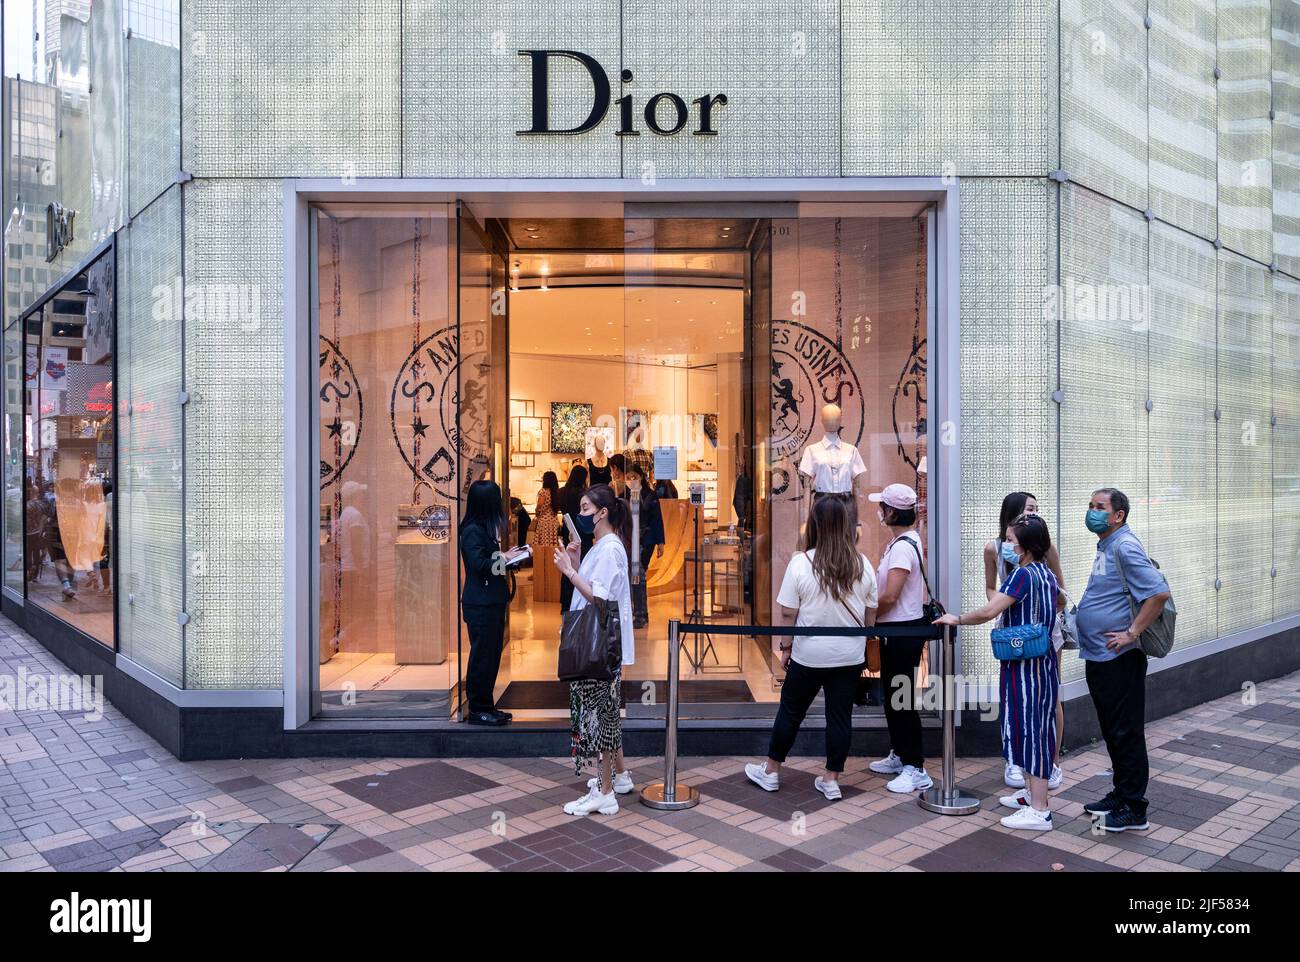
798,403,867,534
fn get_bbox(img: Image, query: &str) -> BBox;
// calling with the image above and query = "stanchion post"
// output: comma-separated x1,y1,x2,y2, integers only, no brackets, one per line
918,625,980,815
641,619,701,810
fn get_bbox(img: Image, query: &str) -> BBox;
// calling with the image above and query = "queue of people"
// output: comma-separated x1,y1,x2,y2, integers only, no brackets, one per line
461,470,1171,829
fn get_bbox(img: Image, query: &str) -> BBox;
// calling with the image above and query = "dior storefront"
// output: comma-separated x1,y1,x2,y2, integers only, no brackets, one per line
2,2,1299,759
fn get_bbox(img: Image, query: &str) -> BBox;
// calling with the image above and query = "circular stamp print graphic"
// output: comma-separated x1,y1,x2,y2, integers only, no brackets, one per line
390,325,489,501
769,320,864,501
319,336,363,488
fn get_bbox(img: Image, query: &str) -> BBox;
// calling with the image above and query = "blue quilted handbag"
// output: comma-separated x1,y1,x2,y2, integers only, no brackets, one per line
990,623,1051,661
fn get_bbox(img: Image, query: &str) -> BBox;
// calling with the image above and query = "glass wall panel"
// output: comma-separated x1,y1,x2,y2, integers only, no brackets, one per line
842,0,1057,176
1061,0,1149,210
3,316,22,591
1059,186,1148,677
1275,275,1300,618
182,1,400,177
1216,251,1272,633
1274,0,1300,279
23,249,116,646
958,178,1057,679
1148,222,1216,646
183,179,282,688
1148,0,1218,239
117,183,182,683
1218,0,1272,263
315,206,459,716
126,0,180,217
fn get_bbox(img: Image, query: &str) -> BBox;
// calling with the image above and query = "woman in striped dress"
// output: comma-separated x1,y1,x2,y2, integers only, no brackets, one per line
935,513,1060,831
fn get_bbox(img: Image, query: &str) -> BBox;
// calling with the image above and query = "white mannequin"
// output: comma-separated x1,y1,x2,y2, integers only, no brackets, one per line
798,403,867,537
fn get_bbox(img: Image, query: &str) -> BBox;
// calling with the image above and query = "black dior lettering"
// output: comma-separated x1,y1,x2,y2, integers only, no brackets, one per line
518,50,727,137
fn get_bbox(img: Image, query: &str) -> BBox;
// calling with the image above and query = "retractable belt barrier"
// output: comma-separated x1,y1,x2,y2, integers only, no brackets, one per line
640,620,980,816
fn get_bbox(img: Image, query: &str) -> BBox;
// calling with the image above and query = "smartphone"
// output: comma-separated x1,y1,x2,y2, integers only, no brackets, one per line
561,511,581,545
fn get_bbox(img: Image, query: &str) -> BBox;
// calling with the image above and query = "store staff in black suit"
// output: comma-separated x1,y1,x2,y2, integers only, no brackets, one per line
459,479,512,726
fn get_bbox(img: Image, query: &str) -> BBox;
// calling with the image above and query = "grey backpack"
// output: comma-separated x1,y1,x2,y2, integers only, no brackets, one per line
1113,552,1177,657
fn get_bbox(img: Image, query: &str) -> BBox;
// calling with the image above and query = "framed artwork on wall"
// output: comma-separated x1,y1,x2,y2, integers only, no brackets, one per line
550,401,592,454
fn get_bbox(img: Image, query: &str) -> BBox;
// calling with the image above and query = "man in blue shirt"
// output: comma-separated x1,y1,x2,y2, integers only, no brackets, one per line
1075,488,1171,833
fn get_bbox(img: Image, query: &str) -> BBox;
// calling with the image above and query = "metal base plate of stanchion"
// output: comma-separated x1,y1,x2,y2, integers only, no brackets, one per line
917,785,981,816
640,782,701,811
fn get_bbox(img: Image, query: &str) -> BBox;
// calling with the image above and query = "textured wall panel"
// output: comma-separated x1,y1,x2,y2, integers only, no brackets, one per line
1148,0,1218,239
1059,186,1148,676
958,179,1057,679
623,0,838,177
1148,222,1216,646
126,1,180,217
183,179,283,688
1274,0,1300,277
1275,274,1300,617
182,2,400,177
1216,251,1272,633
1218,0,1272,262
842,0,1057,176
1061,0,1149,209
402,1,619,177
118,184,184,685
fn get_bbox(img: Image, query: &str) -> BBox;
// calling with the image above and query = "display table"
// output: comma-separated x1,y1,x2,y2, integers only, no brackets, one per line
531,543,561,602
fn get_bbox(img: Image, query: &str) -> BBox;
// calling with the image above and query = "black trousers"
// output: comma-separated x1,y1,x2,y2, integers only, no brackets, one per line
880,618,930,769
631,547,653,624
463,603,506,714
768,659,860,773
1085,647,1149,815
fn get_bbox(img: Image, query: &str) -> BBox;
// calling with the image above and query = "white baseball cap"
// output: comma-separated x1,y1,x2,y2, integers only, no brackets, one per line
869,483,917,510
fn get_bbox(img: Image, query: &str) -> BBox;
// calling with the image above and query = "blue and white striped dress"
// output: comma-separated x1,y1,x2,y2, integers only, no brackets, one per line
997,561,1060,779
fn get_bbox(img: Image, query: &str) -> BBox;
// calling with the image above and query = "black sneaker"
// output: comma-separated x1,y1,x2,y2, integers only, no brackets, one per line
1083,793,1121,816
1096,805,1150,832
466,710,509,727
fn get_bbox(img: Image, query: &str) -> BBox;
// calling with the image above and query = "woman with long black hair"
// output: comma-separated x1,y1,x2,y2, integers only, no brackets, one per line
553,483,635,816
556,464,592,610
459,479,511,727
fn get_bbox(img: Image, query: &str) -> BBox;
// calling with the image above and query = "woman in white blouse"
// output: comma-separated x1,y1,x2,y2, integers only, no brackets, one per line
554,483,636,817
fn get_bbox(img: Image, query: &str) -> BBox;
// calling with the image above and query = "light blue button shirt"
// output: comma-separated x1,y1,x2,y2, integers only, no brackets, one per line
1075,525,1169,662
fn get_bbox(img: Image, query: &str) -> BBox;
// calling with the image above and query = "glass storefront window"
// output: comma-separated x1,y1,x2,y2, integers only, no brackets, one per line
21,246,116,645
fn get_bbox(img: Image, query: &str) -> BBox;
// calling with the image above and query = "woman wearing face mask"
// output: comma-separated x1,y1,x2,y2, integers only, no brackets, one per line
554,484,636,816
621,463,665,629
865,483,935,794
984,492,1068,791
936,513,1061,831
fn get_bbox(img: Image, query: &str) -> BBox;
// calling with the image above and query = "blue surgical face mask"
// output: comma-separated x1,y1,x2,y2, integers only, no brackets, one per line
1000,541,1020,565
1085,508,1111,534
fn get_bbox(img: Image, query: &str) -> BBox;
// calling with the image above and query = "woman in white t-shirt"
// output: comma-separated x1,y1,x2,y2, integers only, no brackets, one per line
745,496,877,801
865,483,935,794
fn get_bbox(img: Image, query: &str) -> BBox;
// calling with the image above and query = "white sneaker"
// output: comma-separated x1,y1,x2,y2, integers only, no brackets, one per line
563,787,619,817
886,765,933,794
814,776,842,801
587,771,635,795
999,788,1030,810
745,762,779,792
1048,765,1063,790
869,750,904,775
1000,806,1053,831
1004,763,1025,788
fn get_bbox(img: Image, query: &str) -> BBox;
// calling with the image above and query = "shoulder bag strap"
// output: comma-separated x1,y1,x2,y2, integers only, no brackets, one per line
894,534,936,602
1112,549,1139,620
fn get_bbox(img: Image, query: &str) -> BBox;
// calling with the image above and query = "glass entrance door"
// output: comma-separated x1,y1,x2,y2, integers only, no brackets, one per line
453,204,510,719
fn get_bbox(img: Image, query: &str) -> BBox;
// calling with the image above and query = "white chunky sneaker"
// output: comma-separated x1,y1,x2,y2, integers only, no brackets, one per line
1000,806,1053,831
814,776,842,801
886,765,933,794
869,750,905,775
999,789,1030,810
563,787,619,817
745,762,780,792
587,770,635,795
1004,763,1025,788
1048,765,1063,790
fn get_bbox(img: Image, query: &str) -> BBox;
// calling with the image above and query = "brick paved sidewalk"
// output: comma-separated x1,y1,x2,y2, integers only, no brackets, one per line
2,615,1299,872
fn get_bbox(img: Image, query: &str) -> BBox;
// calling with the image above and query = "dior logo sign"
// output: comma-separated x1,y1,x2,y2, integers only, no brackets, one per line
45,202,76,262
516,49,728,136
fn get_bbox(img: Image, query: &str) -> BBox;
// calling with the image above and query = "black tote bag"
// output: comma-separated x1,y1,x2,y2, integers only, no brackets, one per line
557,597,623,682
